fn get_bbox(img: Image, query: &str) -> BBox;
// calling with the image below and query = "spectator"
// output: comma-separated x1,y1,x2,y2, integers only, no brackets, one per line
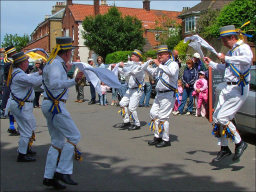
88,58,97,105
173,50,182,68
139,58,154,107
173,59,197,115
172,79,183,113
100,82,110,106
192,71,208,117
74,67,86,103
31,60,44,108
192,52,208,79
97,56,106,68
109,64,119,106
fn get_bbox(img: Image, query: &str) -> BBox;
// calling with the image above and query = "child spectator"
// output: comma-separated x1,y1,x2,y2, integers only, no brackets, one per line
100,82,110,106
172,79,183,113
173,59,197,115
192,71,208,117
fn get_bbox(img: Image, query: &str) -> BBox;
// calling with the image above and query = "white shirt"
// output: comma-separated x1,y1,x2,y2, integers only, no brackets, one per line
10,68,42,101
209,40,253,82
43,56,76,100
118,60,151,89
147,58,179,92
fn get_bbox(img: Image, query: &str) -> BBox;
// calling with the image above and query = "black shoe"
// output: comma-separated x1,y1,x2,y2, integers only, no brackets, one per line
139,104,144,107
27,148,37,156
17,153,36,162
128,125,140,131
148,137,162,146
8,129,20,136
233,141,248,161
55,172,78,185
120,122,131,128
212,146,232,162
88,100,96,105
43,178,66,190
155,140,171,148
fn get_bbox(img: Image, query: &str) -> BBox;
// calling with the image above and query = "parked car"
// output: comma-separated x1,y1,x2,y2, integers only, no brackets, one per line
214,65,256,134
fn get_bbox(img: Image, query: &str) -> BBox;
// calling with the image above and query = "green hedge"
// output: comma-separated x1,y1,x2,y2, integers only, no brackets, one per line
174,40,189,62
105,51,133,64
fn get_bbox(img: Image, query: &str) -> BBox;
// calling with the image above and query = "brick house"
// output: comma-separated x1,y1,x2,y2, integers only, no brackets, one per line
62,0,181,62
23,2,66,55
178,0,233,37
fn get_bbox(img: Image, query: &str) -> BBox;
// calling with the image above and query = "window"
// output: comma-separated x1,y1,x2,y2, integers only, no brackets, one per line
66,29,69,37
185,16,196,33
72,26,75,41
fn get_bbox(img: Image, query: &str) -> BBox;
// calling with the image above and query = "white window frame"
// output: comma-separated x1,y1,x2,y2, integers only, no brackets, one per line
185,16,197,33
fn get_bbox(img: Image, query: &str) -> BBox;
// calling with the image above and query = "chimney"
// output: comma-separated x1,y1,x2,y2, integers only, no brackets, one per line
101,0,107,5
182,7,190,12
94,0,100,16
67,0,72,6
52,2,66,15
143,0,150,11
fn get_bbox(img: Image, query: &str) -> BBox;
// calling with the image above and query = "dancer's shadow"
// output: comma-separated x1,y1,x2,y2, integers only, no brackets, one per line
186,150,244,171
113,121,147,130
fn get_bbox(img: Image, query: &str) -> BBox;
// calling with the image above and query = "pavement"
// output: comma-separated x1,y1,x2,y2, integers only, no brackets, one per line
1,86,255,192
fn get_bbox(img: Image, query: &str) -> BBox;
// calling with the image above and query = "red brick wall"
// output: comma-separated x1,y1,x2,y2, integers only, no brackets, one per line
23,35,50,53
62,7,80,61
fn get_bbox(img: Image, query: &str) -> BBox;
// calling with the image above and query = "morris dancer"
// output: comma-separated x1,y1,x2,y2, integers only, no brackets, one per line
9,52,42,161
204,24,253,162
118,49,152,130
42,37,84,190
1,46,20,135
147,45,179,148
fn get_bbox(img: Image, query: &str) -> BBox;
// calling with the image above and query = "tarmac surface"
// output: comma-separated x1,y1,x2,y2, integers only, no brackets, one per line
1,86,255,192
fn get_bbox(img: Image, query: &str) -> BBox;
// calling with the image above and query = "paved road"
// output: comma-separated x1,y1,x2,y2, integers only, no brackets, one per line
1,86,255,192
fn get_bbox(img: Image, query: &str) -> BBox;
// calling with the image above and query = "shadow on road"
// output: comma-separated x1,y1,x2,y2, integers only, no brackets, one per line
1,141,248,191
185,149,245,171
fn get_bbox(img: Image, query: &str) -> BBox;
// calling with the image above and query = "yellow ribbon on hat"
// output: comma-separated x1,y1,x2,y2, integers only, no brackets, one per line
236,21,253,40
46,42,72,64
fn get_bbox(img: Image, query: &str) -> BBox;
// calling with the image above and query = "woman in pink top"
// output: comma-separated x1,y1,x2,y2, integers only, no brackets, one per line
192,71,208,117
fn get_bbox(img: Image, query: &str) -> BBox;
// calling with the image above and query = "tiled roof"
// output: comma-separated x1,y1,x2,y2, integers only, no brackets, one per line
68,4,181,29
179,0,233,18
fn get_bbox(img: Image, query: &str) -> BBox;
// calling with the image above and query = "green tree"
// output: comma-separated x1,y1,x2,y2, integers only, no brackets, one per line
155,16,182,50
195,9,220,39
82,7,145,59
209,0,256,43
1,34,30,52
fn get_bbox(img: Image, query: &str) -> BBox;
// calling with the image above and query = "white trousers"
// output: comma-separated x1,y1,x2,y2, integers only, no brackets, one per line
119,88,143,126
42,100,81,179
150,92,175,142
9,100,36,154
213,84,249,145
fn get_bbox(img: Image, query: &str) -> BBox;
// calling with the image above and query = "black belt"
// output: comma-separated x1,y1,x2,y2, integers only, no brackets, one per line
157,90,172,93
130,87,138,90
44,97,66,103
227,82,237,85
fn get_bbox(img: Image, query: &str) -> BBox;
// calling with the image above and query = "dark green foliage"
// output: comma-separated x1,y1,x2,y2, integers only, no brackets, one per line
1,34,30,52
208,0,256,43
82,7,145,59
196,9,220,39
105,51,133,64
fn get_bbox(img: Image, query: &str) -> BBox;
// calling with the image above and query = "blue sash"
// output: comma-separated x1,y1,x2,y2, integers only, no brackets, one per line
226,43,250,95
42,80,67,119
10,70,33,110
133,77,144,92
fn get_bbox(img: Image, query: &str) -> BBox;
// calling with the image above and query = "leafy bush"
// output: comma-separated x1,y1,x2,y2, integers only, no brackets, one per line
105,51,133,64
174,40,189,61
209,0,256,43
143,50,157,60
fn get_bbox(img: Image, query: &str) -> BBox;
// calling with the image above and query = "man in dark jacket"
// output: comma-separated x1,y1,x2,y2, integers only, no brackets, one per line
173,59,197,115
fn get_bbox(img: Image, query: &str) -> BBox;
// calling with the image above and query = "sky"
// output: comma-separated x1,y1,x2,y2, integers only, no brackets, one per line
0,0,200,45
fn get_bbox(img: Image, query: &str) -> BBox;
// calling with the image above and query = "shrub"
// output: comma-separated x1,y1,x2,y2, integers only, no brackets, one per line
105,51,133,64
174,40,189,61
